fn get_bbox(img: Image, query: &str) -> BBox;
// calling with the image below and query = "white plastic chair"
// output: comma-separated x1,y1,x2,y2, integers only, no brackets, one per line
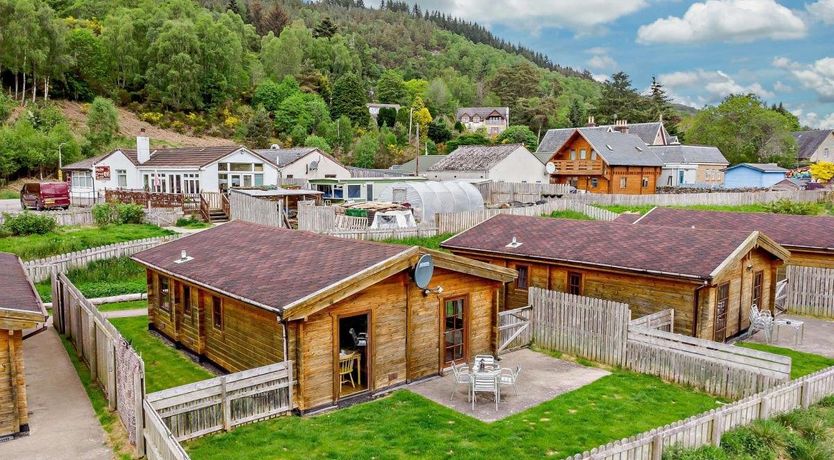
474,355,495,369
472,372,499,411
750,304,774,343
498,366,521,400
450,361,471,401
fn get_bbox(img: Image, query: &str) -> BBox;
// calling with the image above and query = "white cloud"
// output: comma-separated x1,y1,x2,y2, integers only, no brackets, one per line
777,57,834,102
637,0,807,45
586,48,618,71
592,74,610,83
807,0,834,24
410,0,647,31
773,81,793,93
657,69,775,105
793,108,834,129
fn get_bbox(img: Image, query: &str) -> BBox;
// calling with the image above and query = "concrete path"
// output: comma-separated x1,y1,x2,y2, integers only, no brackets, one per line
102,308,148,319
0,325,111,460
748,314,834,359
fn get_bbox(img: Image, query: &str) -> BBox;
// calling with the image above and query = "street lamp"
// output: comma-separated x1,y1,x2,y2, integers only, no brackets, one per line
57,142,68,181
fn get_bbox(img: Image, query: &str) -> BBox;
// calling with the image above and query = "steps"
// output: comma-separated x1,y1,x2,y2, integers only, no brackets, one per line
208,209,229,223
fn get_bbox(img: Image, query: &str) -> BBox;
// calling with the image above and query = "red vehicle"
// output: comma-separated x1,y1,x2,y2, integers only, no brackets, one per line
20,182,71,210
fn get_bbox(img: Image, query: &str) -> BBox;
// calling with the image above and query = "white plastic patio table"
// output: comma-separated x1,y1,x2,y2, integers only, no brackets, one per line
774,318,805,345
470,363,501,403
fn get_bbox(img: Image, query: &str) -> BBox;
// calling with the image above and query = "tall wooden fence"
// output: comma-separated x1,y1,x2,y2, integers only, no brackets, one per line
480,182,573,203
498,306,533,353
298,203,336,232
565,365,834,460
569,189,829,207
52,273,146,453
0,208,94,226
435,200,619,234
785,265,834,318
229,191,284,227
629,308,674,332
24,235,180,282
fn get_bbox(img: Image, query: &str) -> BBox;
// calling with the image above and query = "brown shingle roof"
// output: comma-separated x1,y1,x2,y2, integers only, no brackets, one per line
138,146,244,168
131,221,411,312
631,207,834,251
441,214,764,279
0,253,44,315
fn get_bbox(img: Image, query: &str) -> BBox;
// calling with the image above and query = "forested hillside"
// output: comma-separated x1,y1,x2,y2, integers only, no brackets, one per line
0,0,691,183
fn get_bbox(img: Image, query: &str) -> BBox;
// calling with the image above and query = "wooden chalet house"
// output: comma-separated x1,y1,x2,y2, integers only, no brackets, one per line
0,253,47,437
624,208,834,270
540,126,664,194
131,222,515,413
441,215,790,342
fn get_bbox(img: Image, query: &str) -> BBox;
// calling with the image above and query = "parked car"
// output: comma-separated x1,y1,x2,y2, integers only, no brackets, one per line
20,182,71,210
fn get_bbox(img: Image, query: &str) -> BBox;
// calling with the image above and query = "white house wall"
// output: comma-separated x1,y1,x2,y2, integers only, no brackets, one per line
660,164,698,187
810,134,834,162
200,149,280,191
94,151,142,190
489,147,548,183
281,153,351,180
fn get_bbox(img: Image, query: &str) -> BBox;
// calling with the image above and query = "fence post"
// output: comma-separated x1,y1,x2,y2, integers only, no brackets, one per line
108,341,117,411
760,395,770,419
134,367,145,456
221,375,231,431
801,380,812,409
89,316,98,381
650,431,663,460
711,411,724,447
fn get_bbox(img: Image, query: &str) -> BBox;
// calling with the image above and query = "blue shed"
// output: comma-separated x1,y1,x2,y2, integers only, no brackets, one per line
723,163,788,189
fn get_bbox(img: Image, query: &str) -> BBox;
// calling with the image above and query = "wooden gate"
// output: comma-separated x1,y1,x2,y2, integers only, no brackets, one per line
497,306,532,353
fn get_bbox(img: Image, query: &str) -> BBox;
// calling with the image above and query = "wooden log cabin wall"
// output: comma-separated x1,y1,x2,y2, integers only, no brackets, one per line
0,253,48,437
442,215,789,342
132,221,515,413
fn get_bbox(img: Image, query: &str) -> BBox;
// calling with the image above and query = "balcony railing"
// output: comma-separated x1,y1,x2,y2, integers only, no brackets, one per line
549,160,604,175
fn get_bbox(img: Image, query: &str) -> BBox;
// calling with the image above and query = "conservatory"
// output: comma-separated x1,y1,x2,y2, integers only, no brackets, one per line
376,181,484,222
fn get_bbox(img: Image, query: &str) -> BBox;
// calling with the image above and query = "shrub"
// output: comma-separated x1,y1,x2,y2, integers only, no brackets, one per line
92,203,145,225
764,199,820,215
116,203,145,224
662,445,727,460
92,203,119,226
2,212,57,236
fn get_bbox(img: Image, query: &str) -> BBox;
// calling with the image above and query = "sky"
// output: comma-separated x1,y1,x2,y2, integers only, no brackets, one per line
410,0,834,129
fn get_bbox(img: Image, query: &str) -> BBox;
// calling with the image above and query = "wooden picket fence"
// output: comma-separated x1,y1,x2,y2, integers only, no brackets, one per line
326,225,439,241
528,288,630,367
0,208,94,226
568,189,829,207
23,235,180,282
629,309,674,332
229,190,284,227
52,273,146,453
481,182,573,203
785,265,834,318
435,200,619,234
565,365,834,460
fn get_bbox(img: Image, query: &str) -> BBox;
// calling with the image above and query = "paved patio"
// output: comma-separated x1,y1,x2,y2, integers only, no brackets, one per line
409,348,609,422
747,314,834,359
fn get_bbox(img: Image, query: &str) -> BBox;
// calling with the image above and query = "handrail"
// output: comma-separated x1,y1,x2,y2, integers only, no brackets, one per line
199,195,209,222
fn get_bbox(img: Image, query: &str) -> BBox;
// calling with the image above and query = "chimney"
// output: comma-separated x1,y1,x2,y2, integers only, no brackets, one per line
586,116,596,127
137,128,150,164
613,119,629,134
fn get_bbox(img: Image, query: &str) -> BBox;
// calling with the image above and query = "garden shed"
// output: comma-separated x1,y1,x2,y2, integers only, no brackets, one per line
0,253,47,437
376,181,484,222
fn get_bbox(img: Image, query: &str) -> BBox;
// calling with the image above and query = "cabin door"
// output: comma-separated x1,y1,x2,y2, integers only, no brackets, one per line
714,283,730,341
442,297,468,368
337,313,369,398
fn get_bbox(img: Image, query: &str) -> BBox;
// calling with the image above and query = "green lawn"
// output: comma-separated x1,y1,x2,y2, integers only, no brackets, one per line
545,210,593,220
597,201,834,217
0,224,173,260
36,256,147,302
110,315,214,393
596,204,657,215
98,299,147,312
382,232,456,250
0,189,18,199
186,370,722,459
738,342,834,379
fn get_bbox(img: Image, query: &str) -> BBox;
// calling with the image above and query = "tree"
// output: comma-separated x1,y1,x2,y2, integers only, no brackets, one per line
85,97,118,154
685,94,798,167
146,20,202,110
0,93,13,124
313,17,337,39
304,135,332,153
647,76,681,135
810,161,834,184
274,92,330,137
514,96,557,141
446,133,491,152
377,107,397,128
568,98,585,128
375,70,406,104
595,71,648,125
260,21,311,81
487,62,542,111
331,72,369,126
427,118,452,144
403,79,428,106
243,106,273,148
497,125,538,151
252,76,300,112
352,131,378,168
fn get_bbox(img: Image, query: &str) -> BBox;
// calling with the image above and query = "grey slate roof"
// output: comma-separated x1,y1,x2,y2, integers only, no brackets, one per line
648,145,728,165
793,130,833,160
580,130,664,167
348,167,410,178
538,122,668,153
456,107,509,120
63,152,111,170
428,144,524,171
254,147,319,167
726,163,788,173
534,153,553,164
392,155,448,174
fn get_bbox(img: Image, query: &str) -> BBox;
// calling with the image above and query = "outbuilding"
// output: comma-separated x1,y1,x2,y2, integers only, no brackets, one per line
441,215,790,342
131,222,515,412
0,253,47,437
376,180,485,222
723,163,788,189
426,144,547,183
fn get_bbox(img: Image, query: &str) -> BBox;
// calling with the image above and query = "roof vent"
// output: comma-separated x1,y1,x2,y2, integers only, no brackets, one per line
175,250,193,264
606,144,613,151
636,146,643,152
506,236,523,248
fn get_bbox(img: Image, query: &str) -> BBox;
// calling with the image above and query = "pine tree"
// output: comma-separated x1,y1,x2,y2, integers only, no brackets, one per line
331,72,369,126
568,98,585,128
313,18,338,39
648,76,680,135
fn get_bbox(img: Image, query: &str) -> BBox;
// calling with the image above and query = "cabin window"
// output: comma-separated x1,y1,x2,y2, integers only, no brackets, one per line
568,272,582,296
71,171,94,189
212,296,223,331
160,276,171,312
619,177,627,189
591,151,597,160
285,174,294,179
642,176,649,188
117,169,127,187
590,178,599,188
516,265,530,290
753,271,764,308
347,184,362,199
569,150,577,160
579,149,587,160
183,285,192,316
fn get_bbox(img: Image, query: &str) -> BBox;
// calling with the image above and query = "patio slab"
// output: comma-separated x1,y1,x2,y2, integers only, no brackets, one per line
408,348,609,422
747,314,834,359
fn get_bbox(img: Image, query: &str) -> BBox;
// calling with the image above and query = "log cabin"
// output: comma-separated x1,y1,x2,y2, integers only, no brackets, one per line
131,221,515,413
623,207,834,270
0,253,47,437
440,214,790,342
539,126,663,194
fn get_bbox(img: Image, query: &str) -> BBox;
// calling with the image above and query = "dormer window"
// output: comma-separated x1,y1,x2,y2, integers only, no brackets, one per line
461,115,470,122
472,115,481,123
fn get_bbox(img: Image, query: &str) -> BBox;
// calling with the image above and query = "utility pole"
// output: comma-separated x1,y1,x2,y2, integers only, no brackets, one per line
415,123,420,176
57,142,68,181
408,108,413,144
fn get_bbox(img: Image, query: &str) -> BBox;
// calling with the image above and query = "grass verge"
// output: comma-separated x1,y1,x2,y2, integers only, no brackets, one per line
186,370,721,459
36,257,146,302
738,342,834,379
0,189,18,199
545,210,593,220
110,315,215,393
59,334,135,460
98,299,148,313
0,224,173,260
382,232,456,250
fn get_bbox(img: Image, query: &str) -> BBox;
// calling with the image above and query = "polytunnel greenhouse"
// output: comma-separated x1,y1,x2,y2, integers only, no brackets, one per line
376,181,484,222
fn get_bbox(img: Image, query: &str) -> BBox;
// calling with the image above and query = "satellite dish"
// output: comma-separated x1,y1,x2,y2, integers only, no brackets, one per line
309,160,319,171
413,254,434,290
270,144,281,150
545,161,557,174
